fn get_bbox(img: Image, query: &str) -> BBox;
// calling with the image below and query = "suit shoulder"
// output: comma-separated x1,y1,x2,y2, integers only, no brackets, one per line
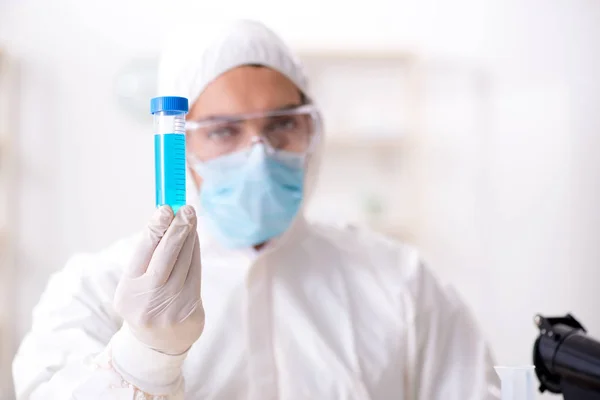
307,221,421,277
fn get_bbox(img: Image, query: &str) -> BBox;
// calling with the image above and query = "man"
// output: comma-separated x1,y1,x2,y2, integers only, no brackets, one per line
13,20,500,399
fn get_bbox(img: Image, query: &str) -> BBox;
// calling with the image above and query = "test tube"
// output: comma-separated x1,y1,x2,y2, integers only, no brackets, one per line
494,366,537,400
151,96,189,215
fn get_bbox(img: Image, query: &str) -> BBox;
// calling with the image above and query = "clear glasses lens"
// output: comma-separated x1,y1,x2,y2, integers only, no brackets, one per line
186,106,318,161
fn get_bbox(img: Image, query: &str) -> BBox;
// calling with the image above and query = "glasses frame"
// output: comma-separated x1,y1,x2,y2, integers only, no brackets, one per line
185,104,321,156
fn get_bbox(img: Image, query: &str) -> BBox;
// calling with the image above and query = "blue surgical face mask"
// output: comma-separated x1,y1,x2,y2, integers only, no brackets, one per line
192,143,305,248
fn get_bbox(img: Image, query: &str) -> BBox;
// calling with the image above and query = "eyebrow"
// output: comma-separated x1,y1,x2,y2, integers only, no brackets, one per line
197,103,302,123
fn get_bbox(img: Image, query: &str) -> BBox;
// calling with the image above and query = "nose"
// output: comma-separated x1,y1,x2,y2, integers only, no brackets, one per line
249,136,264,145
238,128,274,153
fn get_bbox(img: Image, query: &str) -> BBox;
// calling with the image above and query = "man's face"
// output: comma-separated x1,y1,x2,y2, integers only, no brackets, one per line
187,66,304,189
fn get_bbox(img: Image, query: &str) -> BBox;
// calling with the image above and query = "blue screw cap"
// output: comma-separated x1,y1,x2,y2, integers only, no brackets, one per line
150,96,189,114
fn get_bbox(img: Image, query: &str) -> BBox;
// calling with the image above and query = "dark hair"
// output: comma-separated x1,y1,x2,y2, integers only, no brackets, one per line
299,91,308,104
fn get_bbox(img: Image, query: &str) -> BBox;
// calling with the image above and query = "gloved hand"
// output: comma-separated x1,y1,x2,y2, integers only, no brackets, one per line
114,205,204,356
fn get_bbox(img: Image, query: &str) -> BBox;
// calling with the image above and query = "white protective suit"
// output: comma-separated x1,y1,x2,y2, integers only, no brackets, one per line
12,20,501,400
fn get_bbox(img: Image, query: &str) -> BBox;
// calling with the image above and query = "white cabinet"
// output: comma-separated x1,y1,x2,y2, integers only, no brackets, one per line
298,51,492,279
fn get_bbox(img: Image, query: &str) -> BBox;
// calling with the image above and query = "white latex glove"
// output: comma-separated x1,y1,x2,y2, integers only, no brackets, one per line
114,205,205,356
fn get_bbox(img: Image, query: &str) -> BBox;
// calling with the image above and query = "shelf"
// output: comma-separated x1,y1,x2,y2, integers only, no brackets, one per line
324,135,410,152
297,49,418,62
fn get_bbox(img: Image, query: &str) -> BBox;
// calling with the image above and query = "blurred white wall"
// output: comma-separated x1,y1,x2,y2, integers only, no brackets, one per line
1,0,600,398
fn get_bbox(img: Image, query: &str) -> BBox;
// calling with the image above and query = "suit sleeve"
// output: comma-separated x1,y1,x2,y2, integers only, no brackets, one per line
410,264,501,400
12,253,186,400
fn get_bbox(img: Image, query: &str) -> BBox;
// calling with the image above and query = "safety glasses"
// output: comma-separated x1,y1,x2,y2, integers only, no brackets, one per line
185,104,320,162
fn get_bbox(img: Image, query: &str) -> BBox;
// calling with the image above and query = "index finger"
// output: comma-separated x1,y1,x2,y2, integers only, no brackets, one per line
125,206,174,278
146,205,197,285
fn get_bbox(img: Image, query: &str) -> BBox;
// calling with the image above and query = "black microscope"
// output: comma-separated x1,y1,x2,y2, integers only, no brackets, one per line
533,314,600,398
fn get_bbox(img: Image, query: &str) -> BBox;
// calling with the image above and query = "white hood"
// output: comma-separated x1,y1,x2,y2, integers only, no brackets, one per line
156,19,324,248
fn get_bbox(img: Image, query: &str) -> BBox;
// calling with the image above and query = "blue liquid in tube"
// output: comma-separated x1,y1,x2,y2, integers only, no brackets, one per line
155,133,186,214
